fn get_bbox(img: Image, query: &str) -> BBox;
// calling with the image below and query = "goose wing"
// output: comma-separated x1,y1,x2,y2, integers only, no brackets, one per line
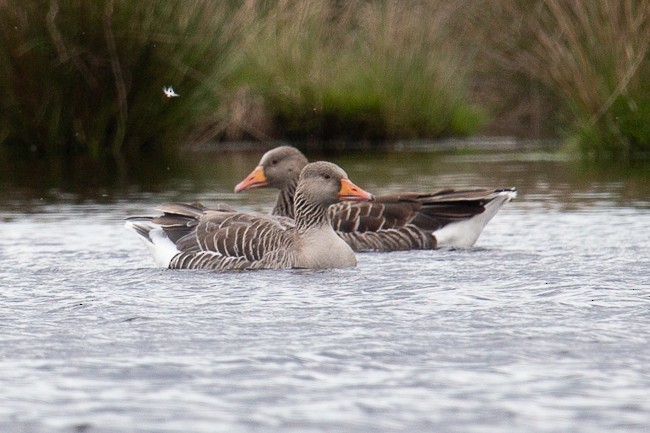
170,210,295,270
330,189,514,232
151,202,234,243
410,188,516,231
329,197,421,232
329,195,434,251
328,188,516,251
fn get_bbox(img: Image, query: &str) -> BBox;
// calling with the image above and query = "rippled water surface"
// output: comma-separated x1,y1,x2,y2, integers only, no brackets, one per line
1,149,649,433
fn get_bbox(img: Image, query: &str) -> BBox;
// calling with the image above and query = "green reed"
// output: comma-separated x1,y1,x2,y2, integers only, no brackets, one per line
232,0,482,142
482,0,650,160
0,0,482,162
0,0,239,161
1,0,648,164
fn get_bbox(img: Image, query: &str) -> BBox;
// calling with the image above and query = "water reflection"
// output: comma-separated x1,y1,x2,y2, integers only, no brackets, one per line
1,145,649,213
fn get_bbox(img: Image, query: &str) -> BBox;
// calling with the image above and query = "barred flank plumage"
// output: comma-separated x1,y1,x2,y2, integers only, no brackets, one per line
165,210,296,270
127,161,366,270
170,251,253,271
337,225,436,251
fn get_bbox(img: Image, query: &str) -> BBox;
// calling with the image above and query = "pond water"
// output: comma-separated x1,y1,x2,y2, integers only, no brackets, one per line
1,147,649,433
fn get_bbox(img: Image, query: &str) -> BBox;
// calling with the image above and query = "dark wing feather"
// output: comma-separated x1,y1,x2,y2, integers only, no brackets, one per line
330,199,421,232
327,189,513,251
151,202,235,243
410,188,509,230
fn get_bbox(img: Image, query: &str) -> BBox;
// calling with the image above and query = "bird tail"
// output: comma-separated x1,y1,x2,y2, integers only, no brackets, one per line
124,217,179,268
430,188,517,248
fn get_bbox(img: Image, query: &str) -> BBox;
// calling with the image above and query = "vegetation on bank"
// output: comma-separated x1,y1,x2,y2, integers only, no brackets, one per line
0,1,239,161
0,0,648,163
479,0,650,160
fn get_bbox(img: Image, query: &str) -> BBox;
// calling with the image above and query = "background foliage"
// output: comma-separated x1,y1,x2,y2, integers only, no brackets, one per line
0,0,648,163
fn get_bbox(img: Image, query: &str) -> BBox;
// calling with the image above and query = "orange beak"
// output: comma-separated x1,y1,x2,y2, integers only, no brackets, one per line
234,166,268,192
338,178,374,202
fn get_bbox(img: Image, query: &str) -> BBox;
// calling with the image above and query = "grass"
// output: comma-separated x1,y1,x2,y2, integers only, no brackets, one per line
480,0,650,160
0,0,649,164
0,0,238,162
232,0,483,142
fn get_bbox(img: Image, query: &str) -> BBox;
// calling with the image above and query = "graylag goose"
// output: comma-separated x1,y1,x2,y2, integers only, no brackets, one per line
234,146,516,251
126,161,373,270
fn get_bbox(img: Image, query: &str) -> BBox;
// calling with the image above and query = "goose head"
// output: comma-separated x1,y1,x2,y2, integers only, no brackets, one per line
295,161,373,209
234,145,307,192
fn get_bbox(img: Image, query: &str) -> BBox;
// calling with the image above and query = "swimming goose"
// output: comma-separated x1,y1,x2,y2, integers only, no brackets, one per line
234,146,516,250
126,161,373,270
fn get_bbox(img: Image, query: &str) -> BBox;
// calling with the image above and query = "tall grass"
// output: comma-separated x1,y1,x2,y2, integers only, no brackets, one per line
0,0,483,164
0,0,239,161
1,0,649,164
233,0,482,142
480,0,650,160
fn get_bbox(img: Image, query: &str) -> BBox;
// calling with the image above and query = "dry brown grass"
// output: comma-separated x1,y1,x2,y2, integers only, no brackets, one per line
474,0,650,158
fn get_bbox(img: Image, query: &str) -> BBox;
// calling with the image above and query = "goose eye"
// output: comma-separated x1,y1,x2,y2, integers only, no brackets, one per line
270,159,278,166
323,173,331,180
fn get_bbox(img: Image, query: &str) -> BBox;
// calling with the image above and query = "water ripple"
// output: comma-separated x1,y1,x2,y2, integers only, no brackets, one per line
1,203,650,433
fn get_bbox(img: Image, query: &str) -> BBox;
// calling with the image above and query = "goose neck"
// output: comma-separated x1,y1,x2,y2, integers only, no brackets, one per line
273,178,298,219
294,192,330,233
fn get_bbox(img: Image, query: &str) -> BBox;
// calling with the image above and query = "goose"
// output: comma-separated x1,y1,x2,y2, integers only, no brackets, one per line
125,161,373,270
234,145,516,250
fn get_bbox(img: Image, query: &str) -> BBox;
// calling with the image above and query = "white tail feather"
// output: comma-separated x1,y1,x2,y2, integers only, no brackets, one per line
124,220,179,268
433,189,516,248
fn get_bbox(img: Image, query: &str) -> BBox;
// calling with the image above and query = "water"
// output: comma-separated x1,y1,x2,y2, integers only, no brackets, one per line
1,149,649,432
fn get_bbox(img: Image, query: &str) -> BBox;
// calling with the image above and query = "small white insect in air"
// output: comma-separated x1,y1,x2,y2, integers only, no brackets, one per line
163,86,180,98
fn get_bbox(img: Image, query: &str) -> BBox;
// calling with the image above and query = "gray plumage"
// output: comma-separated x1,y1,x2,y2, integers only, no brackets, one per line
235,146,517,250
126,161,371,270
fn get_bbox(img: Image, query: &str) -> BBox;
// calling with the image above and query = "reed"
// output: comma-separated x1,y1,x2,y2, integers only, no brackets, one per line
0,0,239,161
0,0,483,162
480,0,650,160
233,0,482,142
1,0,648,163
